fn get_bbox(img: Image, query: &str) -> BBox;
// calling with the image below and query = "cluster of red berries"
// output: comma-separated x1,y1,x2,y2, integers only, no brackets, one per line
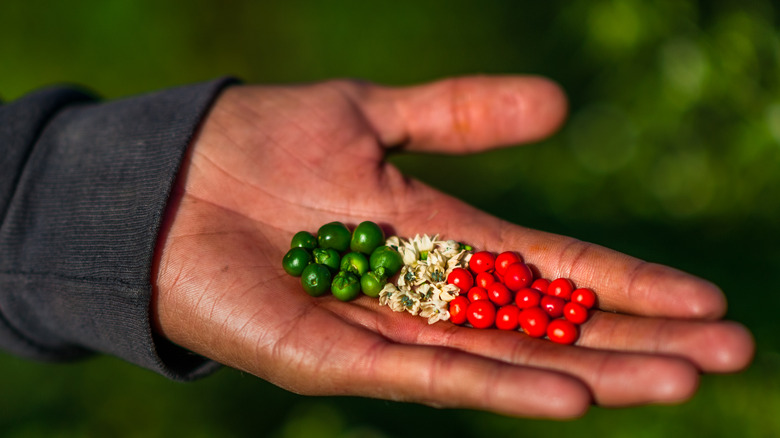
447,251,596,344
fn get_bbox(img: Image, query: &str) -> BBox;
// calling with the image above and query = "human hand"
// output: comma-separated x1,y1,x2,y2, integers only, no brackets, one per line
151,76,754,418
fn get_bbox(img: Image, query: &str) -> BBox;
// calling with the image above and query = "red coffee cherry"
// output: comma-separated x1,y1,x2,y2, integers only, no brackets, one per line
518,307,549,338
514,287,541,309
530,278,550,294
503,262,533,292
564,302,589,325
547,318,579,345
495,251,522,277
448,296,470,325
487,282,513,306
571,288,597,309
541,295,566,318
548,278,575,300
495,305,521,331
475,272,497,289
467,300,496,329
467,286,489,302
469,251,495,274
447,267,474,292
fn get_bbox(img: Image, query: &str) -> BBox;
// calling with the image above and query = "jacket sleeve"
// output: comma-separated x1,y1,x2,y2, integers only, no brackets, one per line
0,77,238,381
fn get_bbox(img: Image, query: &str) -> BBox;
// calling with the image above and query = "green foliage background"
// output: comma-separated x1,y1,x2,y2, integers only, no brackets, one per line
2,0,779,436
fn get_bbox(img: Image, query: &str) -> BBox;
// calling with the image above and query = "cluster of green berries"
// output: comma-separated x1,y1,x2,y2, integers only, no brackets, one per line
282,221,404,301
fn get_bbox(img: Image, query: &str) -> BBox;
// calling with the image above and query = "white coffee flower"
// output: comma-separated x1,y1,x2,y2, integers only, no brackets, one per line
426,249,447,271
397,265,411,289
378,233,473,325
398,263,428,289
387,296,407,313
409,234,439,260
426,262,448,285
420,299,450,324
395,291,421,315
399,245,419,265
385,235,402,250
447,249,472,271
438,283,460,302
378,283,398,307
437,240,461,258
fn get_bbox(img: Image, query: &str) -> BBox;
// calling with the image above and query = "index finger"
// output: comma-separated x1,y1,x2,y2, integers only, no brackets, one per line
391,195,727,320
353,75,569,153
348,75,726,318
503,224,728,319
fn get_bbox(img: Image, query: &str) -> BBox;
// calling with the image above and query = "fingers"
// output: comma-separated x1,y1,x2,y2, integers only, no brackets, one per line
514,228,729,320
578,312,755,373
354,75,568,153
353,344,592,419
416,310,752,405
391,195,728,320
276,309,591,419
443,332,701,407
339,298,700,407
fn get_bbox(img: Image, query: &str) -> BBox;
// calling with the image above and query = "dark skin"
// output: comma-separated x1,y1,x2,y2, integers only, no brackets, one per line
151,76,754,419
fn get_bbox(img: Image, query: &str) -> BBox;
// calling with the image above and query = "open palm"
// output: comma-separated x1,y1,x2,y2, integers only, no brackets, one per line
151,76,753,418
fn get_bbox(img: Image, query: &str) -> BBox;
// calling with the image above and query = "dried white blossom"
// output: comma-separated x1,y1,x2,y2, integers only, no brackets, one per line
378,283,398,307
386,235,416,265
437,283,460,302
447,250,472,272
409,234,439,261
385,235,402,250
436,240,461,258
400,238,419,261
426,249,447,271
396,290,421,315
399,247,419,265
398,264,427,289
425,264,447,285
378,234,473,324
420,283,443,302
387,295,408,313
420,299,450,324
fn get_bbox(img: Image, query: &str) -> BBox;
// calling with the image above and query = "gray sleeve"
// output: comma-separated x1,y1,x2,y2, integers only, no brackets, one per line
0,77,238,380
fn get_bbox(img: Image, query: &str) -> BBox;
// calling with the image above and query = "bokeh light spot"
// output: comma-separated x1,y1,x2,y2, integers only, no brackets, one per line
568,104,637,174
659,37,709,103
648,148,715,218
587,0,643,53
765,103,780,144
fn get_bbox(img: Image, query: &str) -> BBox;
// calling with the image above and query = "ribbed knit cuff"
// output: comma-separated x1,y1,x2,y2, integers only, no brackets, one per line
0,77,239,380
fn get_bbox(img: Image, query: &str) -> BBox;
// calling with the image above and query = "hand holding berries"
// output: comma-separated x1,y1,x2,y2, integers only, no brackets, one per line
284,226,598,345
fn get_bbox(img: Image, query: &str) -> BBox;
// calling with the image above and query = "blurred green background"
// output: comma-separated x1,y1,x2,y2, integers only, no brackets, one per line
2,0,779,436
